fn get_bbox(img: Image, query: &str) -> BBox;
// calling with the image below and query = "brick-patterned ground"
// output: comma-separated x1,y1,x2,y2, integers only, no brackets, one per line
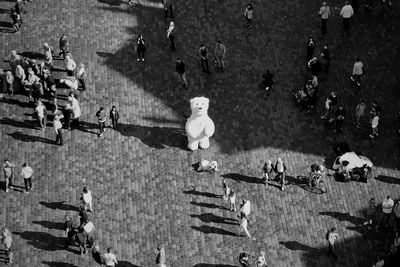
1,0,400,266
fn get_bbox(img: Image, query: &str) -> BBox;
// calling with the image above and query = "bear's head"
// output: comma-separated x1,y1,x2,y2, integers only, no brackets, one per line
190,97,209,116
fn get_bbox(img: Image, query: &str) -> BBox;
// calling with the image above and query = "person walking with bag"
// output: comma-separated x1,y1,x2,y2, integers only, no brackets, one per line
3,160,16,193
136,35,146,62
95,107,107,137
244,3,253,28
21,162,33,193
54,110,64,145
350,58,364,87
318,2,331,35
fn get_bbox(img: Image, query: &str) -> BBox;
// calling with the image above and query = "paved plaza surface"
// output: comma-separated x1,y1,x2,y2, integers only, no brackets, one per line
1,0,400,266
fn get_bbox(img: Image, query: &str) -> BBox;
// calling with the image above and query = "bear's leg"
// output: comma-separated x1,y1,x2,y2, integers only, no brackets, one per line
188,140,200,151
199,137,210,149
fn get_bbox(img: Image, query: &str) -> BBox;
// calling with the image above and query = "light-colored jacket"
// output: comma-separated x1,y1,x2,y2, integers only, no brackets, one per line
319,5,331,19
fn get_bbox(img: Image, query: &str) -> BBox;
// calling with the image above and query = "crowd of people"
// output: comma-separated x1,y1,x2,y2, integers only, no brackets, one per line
1,0,399,266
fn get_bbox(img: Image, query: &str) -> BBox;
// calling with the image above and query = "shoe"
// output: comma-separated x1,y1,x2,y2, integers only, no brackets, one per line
328,119,334,123
369,134,374,138
137,58,140,61
375,133,378,136
357,82,361,87
265,87,270,91
350,76,355,81
99,133,103,137
320,116,326,119
356,124,362,129
24,191,29,194
141,58,144,62
6,188,9,193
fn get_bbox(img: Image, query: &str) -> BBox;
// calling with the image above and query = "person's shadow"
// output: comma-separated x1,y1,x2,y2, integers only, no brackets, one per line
116,261,141,267
31,221,64,231
319,211,364,226
190,201,228,211
190,213,238,225
221,173,264,185
39,201,79,211
191,225,237,236
183,187,221,199
13,231,68,252
42,261,78,267
118,123,187,149
97,0,126,6
7,131,55,144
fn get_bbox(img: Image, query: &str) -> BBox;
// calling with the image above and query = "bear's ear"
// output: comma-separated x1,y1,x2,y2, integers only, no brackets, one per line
190,98,197,106
203,97,209,104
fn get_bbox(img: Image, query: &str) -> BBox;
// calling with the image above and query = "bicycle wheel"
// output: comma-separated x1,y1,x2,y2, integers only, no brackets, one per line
318,180,327,193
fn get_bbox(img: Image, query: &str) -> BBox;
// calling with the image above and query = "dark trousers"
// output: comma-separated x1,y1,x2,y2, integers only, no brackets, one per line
201,58,209,73
343,18,350,31
328,243,337,257
321,19,328,34
137,51,145,59
164,4,174,18
245,17,252,27
56,129,63,145
335,119,344,131
278,172,286,187
111,119,118,130
72,118,80,129
99,121,105,133
79,78,86,90
24,177,32,192
64,111,72,129
169,35,176,51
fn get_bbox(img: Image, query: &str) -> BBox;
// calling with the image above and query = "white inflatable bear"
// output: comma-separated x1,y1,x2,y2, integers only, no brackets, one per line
185,97,215,151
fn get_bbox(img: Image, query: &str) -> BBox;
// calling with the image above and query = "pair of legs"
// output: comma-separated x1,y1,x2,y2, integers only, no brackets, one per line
321,19,328,34
98,121,106,135
56,128,63,145
169,35,176,51
5,175,13,192
38,116,47,130
201,58,210,73
137,50,145,61
215,57,225,71
328,243,337,258
277,172,285,190
178,73,188,86
24,177,33,192
111,119,118,130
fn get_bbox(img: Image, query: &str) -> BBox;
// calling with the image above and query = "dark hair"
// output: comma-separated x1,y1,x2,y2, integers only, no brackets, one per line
22,162,27,167
83,187,88,193
112,105,116,109
107,247,112,253
177,58,181,61
356,57,360,62
100,107,104,111
4,159,8,162
200,44,204,47
217,40,221,44
331,227,336,232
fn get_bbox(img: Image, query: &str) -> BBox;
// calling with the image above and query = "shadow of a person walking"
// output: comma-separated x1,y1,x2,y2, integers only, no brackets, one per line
39,201,78,211
7,131,55,144
191,225,237,236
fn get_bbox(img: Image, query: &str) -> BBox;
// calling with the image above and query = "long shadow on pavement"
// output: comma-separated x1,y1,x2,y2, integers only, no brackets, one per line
191,225,236,237
190,201,228,211
13,231,67,252
193,264,237,267
221,173,264,185
116,261,141,267
39,201,79,211
190,213,238,225
7,131,55,144
42,261,78,267
32,221,64,231
375,175,400,185
183,187,221,199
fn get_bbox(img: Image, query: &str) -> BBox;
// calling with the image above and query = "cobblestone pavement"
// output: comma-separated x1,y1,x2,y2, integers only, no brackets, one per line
1,0,400,266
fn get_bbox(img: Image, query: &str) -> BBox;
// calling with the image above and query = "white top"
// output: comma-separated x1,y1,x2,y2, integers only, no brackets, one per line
21,166,33,178
35,104,45,118
103,252,118,266
353,61,364,75
328,232,338,244
340,4,354,18
82,191,92,204
53,118,63,132
382,198,394,214
71,97,81,119
241,201,251,216
371,116,379,128
319,5,331,19
83,221,95,233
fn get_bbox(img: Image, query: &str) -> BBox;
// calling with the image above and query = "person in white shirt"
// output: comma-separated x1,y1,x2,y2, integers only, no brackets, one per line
83,220,95,246
339,1,354,31
369,114,379,139
35,100,47,131
76,63,86,90
53,110,64,145
81,187,93,212
238,212,255,240
327,227,338,258
254,251,266,267
69,95,81,129
350,58,364,87
20,162,33,193
240,199,251,217
43,43,53,69
103,247,118,267
377,196,394,229
373,255,384,267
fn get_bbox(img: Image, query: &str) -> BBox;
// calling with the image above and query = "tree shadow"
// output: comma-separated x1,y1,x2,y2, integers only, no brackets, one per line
190,213,238,225
183,187,221,199
13,231,67,251
7,131,55,144
118,123,187,149
42,261,78,267
190,201,228,211
375,175,400,185
319,211,364,226
191,225,237,237
32,221,64,231
221,173,264,185
116,261,141,267
39,201,79,211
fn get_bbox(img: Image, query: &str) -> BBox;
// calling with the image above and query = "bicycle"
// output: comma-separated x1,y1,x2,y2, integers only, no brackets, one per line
297,172,327,194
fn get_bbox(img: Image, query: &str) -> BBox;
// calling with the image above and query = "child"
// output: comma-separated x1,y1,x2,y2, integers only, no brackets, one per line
244,4,253,27
262,160,274,185
229,189,236,212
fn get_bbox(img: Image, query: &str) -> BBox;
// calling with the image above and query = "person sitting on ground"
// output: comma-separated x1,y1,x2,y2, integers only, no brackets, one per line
310,164,325,186
197,160,218,173
255,251,267,267
239,251,250,267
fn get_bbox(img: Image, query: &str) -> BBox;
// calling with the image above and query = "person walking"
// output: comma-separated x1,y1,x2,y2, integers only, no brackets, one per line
43,71,57,107
109,106,120,130
321,91,337,122
340,1,354,32
318,2,331,35
363,197,377,226
76,63,86,90
326,227,338,258
1,228,14,264
81,187,93,212
59,34,69,58
63,102,73,130
175,58,188,86
69,95,81,129
275,158,287,191
377,196,394,230
321,44,330,72
214,40,226,72
162,0,174,19
334,105,345,133
10,9,22,34
306,36,315,62
35,100,47,131
244,3,253,28
254,251,267,267
228,189,236,212
103,247,118,267
355,100,366,128
167,21,176,51
369,112,379,139
3,160,16,193
155,245,167,267
238,212,255,240
54,110,64,146
95,107,107,137
5,71,14,95
350,58,364,88
262,160,274,185
136,35,146,62
43,43,53,69
199,44,210,74
21,162,33,193
372,255,385,267
240,199,251,217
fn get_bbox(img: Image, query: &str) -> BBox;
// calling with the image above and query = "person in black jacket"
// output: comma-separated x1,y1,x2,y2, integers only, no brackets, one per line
334,105,345,133
306,36,315,62
136,35,146,62
199,44,210,74
175,58,188,86
109,106,120,130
